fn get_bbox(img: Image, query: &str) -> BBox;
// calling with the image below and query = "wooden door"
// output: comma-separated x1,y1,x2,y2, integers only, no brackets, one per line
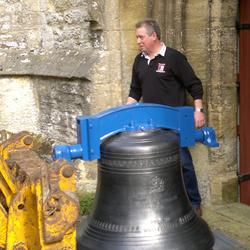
239,0,250,205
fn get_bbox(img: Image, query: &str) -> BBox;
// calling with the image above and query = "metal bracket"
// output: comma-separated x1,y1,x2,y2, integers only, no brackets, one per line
236,22,250,31
238,172,250,183
53,103,219,161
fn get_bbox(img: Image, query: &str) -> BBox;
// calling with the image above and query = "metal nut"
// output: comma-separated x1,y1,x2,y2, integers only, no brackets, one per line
62,165,74,178
23,136,33,145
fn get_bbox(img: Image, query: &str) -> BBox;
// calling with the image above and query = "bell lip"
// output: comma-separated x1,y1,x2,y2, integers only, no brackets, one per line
77,215,214,249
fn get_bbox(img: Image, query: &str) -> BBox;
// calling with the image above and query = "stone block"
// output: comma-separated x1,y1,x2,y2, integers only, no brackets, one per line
210,0,238,27
48,0,87,11
222,177,238,203
0,49,99,80
185,0,209,29
103,31,121,50
210,28,237,52
119,0,148,29
104,0,119,29
108,51,122,81
74,159,97,193
0,77,40,133
210,173,238,204
121,30,138,51
185,48,209,81
184,28,208,50
120,48,138,97
89,51,111,83
87,82,122,114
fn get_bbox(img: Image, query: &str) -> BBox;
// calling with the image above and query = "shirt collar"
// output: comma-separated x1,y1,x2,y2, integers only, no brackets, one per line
141,43,166,59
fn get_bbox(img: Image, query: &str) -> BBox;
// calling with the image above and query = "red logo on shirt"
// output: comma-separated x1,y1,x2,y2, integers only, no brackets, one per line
156,63,166,73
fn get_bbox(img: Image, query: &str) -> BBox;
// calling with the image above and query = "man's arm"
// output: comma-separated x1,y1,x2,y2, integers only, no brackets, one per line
127,55,142,103
127,97,138,104
173,53,205,128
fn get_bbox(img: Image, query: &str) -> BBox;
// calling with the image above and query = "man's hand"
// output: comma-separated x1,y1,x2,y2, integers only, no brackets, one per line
193,99,205,128
194,111,205,128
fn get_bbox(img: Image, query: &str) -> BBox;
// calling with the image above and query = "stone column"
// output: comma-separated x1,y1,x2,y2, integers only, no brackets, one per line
165,0,186,51
119,0,149,102
151,0,166,42
183,0,238,205
87,0,124,113
183,0,213,204
207,0,238,204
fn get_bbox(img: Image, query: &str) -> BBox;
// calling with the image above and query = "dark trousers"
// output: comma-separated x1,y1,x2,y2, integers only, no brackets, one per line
180,147,201,208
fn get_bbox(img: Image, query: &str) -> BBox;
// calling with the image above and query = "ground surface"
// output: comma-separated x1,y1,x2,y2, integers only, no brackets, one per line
204,203,250,250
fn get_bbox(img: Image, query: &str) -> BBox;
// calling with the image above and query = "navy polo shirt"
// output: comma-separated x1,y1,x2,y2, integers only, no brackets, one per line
129,47,203,107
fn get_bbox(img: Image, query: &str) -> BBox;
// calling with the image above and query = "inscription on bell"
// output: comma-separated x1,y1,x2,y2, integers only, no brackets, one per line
150,176,169,193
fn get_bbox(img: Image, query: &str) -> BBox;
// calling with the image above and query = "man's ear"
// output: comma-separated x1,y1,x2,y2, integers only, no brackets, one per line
152,31,158,40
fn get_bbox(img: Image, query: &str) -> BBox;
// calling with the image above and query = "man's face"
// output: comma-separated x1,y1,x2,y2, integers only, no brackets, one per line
136,26,156,53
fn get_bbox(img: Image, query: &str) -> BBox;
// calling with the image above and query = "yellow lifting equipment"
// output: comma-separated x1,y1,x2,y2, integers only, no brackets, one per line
0,131,79,250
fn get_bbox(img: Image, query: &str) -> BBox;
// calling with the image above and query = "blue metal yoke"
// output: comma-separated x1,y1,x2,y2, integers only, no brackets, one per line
53,103,219,162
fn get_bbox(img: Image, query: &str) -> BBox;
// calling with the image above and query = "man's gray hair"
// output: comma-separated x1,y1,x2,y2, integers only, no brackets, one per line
135,18,161,40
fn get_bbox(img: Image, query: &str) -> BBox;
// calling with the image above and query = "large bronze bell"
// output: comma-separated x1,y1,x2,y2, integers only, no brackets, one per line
77,129,214,250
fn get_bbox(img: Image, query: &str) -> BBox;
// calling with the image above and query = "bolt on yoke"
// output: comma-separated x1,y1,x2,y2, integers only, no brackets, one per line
53,103,219,162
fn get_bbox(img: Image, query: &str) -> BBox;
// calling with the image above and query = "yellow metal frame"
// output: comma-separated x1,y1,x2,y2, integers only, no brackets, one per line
0,132,79,250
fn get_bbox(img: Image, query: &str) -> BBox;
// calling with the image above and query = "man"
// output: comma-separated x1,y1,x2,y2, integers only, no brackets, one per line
127,18,205,216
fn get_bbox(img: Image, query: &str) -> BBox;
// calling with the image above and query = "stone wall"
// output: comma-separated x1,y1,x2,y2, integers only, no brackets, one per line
0,0,121,143
0,0,239,205
184,0,238,204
